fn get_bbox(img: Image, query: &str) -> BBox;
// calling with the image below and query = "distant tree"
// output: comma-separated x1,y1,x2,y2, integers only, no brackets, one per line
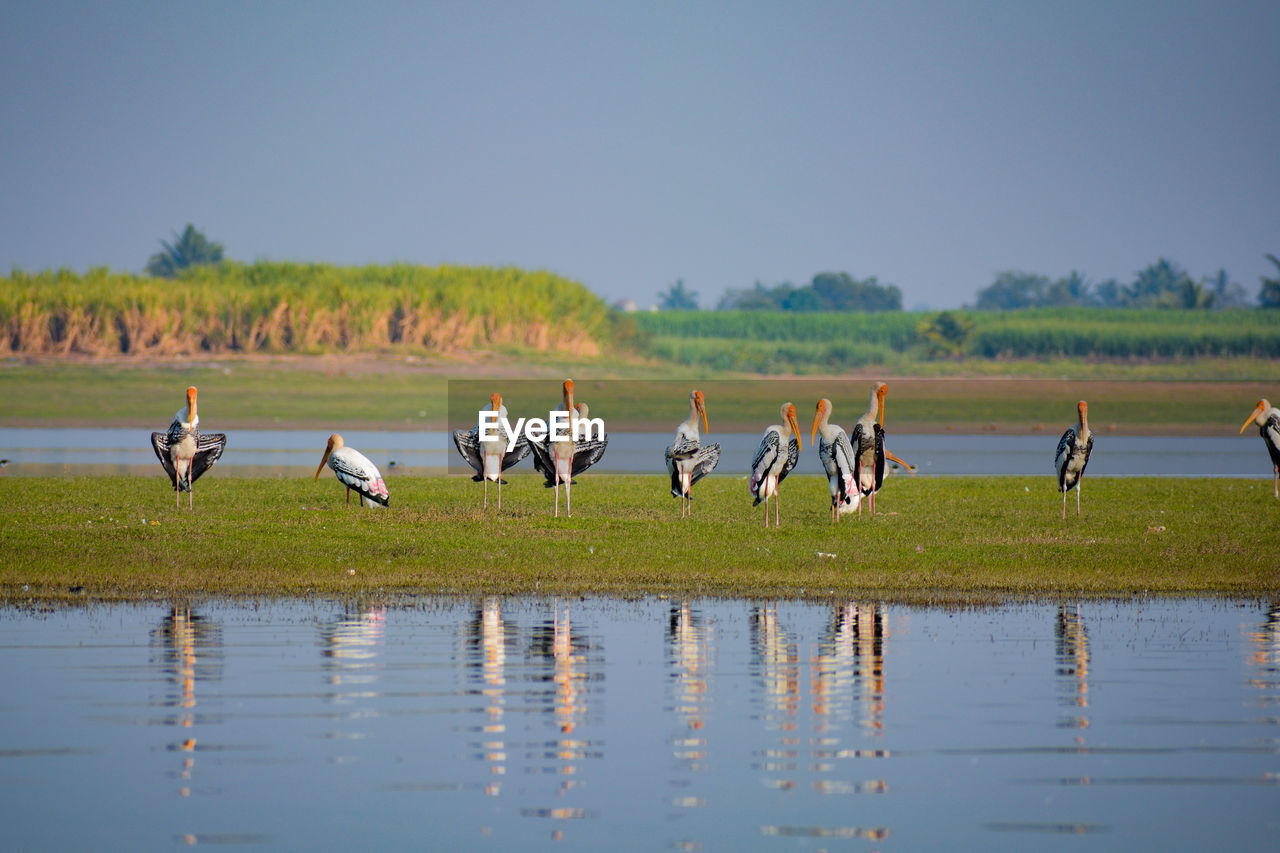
716,282,778,310
1093,278,1124,307
1043,270,1095,307
974,271,1050,311
917,310,973,357
1126,258,1193,308
718,272,902,312
145,224,224,278
1258,255,1280,308
659,279,699,310
1201,269,1248,309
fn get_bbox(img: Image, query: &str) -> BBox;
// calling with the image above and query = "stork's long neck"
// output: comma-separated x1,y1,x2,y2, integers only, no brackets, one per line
1078,408,1090,439
683,398,702,437
865,387,879,422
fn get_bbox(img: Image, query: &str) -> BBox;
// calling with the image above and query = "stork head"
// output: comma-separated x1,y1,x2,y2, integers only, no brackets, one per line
692,390,708,434
186,386,198,423
1241,398,1270,433
315,433,344,481
812,398,832,443
783,402,801,451
490,392,502,411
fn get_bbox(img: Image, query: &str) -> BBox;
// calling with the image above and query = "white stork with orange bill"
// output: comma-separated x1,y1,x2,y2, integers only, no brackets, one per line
1239,398,1280,498
150,386,226,509
315,433,389,508
749,402,801,528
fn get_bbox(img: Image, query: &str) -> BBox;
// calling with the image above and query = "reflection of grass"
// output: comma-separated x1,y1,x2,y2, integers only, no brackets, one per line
2,475,1275,602
3,362,1275,434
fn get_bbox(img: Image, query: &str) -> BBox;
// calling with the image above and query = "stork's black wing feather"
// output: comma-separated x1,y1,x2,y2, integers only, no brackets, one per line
189,433,226,484
571,435,608,476
452,428,483,476
151,432,178,486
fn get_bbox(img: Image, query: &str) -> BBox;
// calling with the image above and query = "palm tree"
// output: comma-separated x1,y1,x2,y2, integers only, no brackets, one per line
145,225,225,278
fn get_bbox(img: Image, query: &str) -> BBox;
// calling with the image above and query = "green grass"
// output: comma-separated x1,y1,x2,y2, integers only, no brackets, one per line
2,474,1275,603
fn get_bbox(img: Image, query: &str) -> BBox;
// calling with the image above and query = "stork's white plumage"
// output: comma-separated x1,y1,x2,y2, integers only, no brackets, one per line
315,433,389,508
749,402,801,527
1055,400,1093,519
665,390,720,518
453,392,531,510
150,386,226,509
812,398,856,521
1240,398,1280,498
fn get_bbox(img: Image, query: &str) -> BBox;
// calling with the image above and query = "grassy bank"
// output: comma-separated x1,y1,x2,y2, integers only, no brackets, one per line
2,360,1273,434
1,475,1275,603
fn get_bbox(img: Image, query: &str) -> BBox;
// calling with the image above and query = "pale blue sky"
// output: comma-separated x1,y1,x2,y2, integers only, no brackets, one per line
3,0,1277,308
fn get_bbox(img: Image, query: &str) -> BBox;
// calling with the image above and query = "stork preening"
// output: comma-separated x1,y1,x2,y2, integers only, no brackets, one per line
1055,400,1093,519
150,386,226,509
1240,398,1280,498
315,433,390,508
665,390,720,518
811,398,856,520
529,380,608,517
453,392,531,510
749,402,801,527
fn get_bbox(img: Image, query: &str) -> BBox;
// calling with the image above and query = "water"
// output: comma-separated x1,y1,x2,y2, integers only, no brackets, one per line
0,597,1275,850
0,427,1270,477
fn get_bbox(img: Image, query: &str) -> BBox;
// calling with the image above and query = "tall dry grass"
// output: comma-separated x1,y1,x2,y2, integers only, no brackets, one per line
0,262,612,357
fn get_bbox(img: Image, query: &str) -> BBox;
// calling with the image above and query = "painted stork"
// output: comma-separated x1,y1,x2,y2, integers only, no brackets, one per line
150,386,226,509
453,392,531,510
1240,398,1280,498
812,398,856,520
866,382,916,506
666,390,720,517
749,402,802,527
315,433,390,508
847,383,889,517
1055,400,1093,519
529,380,608,517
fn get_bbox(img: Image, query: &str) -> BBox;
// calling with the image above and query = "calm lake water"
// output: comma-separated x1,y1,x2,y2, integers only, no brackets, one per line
0,597,1275,850
0,427,1270,478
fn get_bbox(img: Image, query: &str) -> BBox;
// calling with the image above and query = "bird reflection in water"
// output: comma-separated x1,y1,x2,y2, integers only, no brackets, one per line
318,602,386,702
464,597,509,796
528,599,590,802
1247,602,1280,692
666,599,712,821
1055,604,1091,734
150,604,221,799
810,603,888,796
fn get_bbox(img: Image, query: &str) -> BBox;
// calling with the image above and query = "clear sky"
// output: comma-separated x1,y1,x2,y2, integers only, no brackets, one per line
3,0,1277,309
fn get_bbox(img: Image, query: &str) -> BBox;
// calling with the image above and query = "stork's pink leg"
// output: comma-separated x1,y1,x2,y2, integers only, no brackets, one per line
346,487,351,508
497,475,502,512
775,489,780,527
566,476,572,518
554,471,560,517
1273,466,1278,498
483,477,489,510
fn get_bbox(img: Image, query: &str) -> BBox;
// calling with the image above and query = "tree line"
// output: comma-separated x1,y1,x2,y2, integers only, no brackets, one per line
659,256,1280,312
973,257,1280,310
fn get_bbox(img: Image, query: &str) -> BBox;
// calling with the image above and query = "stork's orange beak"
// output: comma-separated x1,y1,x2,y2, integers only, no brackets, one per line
877,384,887,427
315,435,337,481
787,405,802,452
696,389,716,432
1241,402,1265,434
491,392,502,411
811,403,823,444
187,386,197,418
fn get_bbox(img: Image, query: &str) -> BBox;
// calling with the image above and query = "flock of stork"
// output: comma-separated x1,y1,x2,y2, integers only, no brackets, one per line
150,382,1280,522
